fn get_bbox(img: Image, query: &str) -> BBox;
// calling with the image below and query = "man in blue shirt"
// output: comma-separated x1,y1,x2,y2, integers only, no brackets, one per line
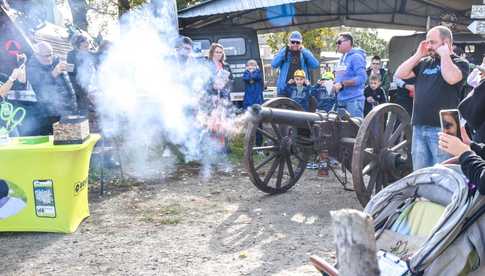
332,32,368,118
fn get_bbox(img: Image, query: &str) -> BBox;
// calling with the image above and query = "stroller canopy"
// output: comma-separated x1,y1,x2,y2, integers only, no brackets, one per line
365,164,485,275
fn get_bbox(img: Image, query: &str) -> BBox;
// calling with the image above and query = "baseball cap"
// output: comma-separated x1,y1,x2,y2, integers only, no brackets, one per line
294,69,306,78
288,31,303,42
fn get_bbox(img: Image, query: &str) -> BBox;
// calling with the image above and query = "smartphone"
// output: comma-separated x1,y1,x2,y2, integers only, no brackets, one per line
65,63,75,73
440,109,461,140
17,54,26,67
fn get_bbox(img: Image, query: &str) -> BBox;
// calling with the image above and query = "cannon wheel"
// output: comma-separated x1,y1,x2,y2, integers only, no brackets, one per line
352,104,412,206
244,97,307,194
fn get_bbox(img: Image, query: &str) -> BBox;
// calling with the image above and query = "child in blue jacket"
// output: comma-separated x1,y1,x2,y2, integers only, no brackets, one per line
278,70,317,111
312,77,336,112
242,60,264,109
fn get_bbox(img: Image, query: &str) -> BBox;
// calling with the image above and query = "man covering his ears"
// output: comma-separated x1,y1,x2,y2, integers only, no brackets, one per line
395,26,469,170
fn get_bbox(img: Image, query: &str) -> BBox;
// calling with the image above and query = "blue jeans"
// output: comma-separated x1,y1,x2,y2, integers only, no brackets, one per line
412,125,451,170
337,98,364,118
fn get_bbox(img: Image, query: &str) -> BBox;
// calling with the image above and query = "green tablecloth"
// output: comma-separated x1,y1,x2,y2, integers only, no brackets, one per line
0,134,100,233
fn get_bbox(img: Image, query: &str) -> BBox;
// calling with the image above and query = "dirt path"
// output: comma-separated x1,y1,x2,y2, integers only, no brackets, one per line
0,165,361,275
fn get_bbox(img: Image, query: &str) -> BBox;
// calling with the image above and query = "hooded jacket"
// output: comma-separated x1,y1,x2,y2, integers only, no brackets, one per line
242,69,264,109
335,48,367,102
278,83,318,111
271,47,319,93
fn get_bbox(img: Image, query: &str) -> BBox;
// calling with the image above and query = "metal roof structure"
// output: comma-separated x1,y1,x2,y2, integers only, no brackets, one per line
179,0,310,18
179,0,476,32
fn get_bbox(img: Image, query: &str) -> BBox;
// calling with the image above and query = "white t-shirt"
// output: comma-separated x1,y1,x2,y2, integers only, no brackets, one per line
0,197,26,219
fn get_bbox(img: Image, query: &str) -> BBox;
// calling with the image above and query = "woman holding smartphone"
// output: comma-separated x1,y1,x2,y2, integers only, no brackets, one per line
439,132,485,195
439,81,485,194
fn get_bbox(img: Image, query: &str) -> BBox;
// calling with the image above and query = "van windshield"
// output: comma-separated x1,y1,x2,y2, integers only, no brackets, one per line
218,37,246,56
192,39,211,57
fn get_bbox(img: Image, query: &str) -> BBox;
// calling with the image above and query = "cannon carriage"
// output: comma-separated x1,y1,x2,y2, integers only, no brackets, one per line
243,97,413,206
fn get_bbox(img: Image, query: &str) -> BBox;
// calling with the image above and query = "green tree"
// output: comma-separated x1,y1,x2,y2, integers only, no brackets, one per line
267,28,336,58
350,29,388,59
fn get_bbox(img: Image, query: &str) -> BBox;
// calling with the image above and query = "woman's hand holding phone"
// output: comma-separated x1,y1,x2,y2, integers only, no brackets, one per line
439,132,470,157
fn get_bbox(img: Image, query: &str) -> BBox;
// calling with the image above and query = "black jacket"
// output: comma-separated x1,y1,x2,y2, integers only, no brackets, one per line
459,142,485,195
459,79,485,143
27,56,77,117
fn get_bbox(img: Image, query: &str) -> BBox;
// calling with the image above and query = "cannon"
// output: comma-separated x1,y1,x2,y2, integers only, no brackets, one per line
244,98,413,206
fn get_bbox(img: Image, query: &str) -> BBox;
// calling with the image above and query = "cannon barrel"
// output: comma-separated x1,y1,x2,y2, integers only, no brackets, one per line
249,104,325,128
249,104,360,128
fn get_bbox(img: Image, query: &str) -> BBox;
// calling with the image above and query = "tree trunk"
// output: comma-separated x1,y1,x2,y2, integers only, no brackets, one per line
68,0,89,30
118,0,131,18
330,209,380,276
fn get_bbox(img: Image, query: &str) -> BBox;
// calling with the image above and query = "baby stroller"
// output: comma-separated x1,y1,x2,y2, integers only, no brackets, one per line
311,164,485,275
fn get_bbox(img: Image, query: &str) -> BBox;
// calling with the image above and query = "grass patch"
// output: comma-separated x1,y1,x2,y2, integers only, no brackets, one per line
229,133,245,164
140,203,183,225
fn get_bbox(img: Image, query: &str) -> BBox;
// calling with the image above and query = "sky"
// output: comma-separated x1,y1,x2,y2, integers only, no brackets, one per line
376,28,418,41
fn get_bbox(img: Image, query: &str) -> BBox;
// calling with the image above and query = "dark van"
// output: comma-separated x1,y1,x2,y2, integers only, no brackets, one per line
182,27,272,104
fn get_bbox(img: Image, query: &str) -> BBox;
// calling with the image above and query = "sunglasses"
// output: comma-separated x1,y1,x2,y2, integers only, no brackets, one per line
290,41,301,45
336,39,348,45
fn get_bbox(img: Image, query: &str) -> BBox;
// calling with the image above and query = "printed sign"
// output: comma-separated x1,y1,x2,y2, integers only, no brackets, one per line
467,21,485,34
73,178,87,196
471,5,485,19
3,40,21,57
33,180,56,218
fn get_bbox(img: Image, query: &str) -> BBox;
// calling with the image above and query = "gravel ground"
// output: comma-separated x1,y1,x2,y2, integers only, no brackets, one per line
0,165,362,276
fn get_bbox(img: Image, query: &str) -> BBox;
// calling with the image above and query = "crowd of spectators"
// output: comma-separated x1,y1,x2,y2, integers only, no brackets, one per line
0,25,484,192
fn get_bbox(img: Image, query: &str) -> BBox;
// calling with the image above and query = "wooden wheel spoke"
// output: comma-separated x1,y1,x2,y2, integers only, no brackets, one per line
390,139,409,152
252,145,277,152
366,170,379,195
275,158,285,189
387,123,406,147
271,123,282,139
362,160,378,176
263,156,280,185
285,156,295,178
383,112,398,141
255,154,277,171
257,127,277,142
